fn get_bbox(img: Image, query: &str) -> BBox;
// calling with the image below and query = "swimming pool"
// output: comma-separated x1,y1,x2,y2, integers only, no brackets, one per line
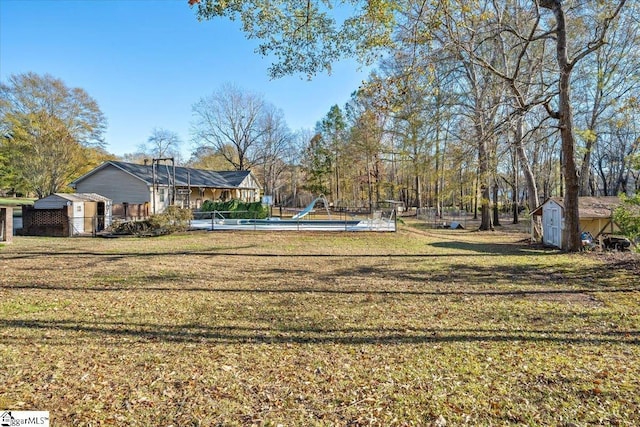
189,217,396,232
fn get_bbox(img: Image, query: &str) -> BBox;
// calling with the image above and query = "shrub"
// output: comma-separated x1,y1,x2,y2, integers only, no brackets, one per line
200,199,268,219
109,219,153,235
110,207,193,236
613,193,640,251
148,206,193,234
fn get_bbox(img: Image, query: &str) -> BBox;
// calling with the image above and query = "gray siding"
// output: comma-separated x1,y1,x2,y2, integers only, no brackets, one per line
74,165,151,204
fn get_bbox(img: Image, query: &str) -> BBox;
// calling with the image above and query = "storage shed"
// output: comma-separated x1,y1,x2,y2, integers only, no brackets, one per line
24,193,112,236
530,196,622,248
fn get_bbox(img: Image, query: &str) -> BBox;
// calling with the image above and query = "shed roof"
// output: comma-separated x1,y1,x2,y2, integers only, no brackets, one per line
38,193,111,203
33,193,112,209
531,196,621,218
57,193,112,202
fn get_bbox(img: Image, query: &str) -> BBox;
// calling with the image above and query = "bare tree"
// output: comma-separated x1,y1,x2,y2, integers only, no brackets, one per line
139,128,182,163
437,0,549,232
256,104,294,203
441,4,506,231
573,7,640,195
191,83,266,171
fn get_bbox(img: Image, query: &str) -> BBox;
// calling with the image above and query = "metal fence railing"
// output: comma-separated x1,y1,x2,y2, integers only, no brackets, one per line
190,209,397,232
417,208,531,233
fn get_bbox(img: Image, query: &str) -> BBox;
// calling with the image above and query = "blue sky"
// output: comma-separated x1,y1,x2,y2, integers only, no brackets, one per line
0,0,368,158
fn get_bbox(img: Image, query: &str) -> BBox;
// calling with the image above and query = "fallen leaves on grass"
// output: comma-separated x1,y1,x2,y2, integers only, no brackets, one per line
0,229,638,425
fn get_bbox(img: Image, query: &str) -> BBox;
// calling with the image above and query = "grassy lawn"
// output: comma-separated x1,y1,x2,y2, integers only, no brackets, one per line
0,197,35,207
0,225,638,426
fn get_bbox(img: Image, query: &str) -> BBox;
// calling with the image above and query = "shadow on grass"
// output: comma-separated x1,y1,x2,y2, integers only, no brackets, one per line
2,251,535,262
4,254,635,293
1,318,637,345
428,241,554,255
325,261,639,289
0,240,549,262
4,281,638,296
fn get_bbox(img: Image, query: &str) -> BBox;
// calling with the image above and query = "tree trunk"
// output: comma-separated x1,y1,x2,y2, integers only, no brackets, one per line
415,175,422,211
512,147,519,224
579,138,596,197
492,182,501,226
556,15,581,250
460,166,464,212
541,0,581,252
473,169,479,220
479,138,493,230
434,136,441,217
514,118,539,210
334,152,340,203
514,117,542,237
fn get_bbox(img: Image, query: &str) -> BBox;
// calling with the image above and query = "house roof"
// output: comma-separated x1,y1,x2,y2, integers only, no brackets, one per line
531,196,621,218
71,161,261,189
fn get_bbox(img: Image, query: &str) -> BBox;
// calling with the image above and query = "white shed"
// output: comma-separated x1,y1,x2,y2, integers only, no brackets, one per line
531,196,622,249
531,198,564,248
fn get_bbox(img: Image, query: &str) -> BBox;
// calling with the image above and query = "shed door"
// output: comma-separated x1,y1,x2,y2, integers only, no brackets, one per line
85,202,97,232
72,202,84,234
548,206,561,248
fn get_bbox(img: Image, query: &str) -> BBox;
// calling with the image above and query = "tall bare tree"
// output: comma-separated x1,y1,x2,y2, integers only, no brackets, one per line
440,3,506,230
139,128,182,163
256,104,294,203
191,83,266,171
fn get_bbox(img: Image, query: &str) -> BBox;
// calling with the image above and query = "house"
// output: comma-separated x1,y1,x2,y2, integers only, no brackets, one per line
21,193,112,236
530,196,622,248
70,161,262,214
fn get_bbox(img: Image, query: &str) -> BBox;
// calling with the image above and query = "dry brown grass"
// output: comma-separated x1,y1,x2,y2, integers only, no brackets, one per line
1,225,639,426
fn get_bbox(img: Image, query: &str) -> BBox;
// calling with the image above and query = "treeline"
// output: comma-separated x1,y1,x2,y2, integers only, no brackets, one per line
307,4,638,213
188,2,640,234
2,2,639,243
